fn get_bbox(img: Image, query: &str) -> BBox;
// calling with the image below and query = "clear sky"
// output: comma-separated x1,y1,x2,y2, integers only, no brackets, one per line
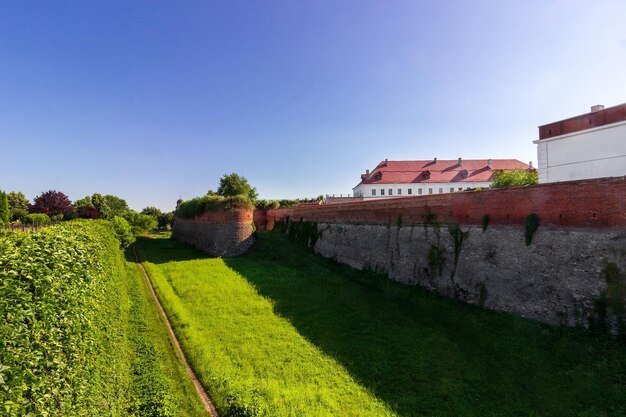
1,1,625,211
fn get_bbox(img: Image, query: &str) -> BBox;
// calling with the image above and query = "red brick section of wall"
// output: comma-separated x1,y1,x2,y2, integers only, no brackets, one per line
258,176,626,229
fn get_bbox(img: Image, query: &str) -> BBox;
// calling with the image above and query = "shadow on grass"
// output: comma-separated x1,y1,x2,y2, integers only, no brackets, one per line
128,235,211,264
136,232,626,417
223,233,626,417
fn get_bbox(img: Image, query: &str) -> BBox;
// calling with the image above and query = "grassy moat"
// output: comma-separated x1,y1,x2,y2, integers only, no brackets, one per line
135,231,626,417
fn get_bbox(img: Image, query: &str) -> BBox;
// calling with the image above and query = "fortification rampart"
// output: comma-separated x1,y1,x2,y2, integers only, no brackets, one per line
173,209,254,257
257,177,626,331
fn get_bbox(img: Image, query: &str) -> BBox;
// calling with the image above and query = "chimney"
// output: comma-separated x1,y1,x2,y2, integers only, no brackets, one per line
487,159,492,169
385,158,388,163
590,104,604,112
366,169,370,175
529,161,533,168
458,157,462,165
433,157,437,163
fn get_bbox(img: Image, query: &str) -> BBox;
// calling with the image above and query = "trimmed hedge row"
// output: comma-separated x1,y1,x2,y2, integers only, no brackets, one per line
0,221,132,416
175,194,254,218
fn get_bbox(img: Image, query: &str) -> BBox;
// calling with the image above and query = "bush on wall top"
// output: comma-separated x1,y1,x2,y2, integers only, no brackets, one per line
175,194,254,218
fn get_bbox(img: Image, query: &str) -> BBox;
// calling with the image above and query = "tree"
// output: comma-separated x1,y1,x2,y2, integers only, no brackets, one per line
0,191,9,225
30,190,72,217
110,216,135,248
157,212,175,229
77,205,100,219
91,193,112,219
141,206,162,219
491,169,538,188
73,196,93,208
217,173,258,201
125,211,158,235
104,195,130,218
8,191,29,222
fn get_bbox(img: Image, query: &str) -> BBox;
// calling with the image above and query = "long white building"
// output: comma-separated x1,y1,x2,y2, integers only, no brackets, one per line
353,158,531,199
534,103,626,183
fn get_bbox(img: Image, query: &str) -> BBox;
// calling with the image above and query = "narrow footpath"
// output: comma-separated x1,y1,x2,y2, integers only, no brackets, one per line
132,246,219,417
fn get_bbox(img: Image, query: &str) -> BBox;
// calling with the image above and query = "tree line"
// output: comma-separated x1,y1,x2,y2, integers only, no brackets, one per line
0,189,173,234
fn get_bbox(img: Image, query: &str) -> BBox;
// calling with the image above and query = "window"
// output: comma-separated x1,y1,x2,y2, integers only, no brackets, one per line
439,188,443,194
450,188,454,193
458,187,462,191
381,189,385,195
408,188,412,195
389,189,393,195
397,189,402,195
372,189,376,196
428,188,433,194
418,189,422,195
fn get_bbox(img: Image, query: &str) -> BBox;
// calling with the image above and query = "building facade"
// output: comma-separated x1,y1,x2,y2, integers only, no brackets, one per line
353,158,531,198
534,103,626,183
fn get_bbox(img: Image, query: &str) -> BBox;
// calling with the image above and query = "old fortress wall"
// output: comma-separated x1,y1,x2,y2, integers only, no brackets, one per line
172,209,255,257
256,176,626,330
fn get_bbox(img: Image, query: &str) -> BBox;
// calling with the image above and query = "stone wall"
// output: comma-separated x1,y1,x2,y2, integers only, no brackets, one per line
172,209,254,257
313,222,626,329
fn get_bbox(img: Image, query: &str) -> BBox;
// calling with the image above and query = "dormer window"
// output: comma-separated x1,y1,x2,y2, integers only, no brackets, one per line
422,170,431,179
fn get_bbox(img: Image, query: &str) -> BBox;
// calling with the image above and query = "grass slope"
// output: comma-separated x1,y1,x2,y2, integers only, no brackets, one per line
136,232,626,417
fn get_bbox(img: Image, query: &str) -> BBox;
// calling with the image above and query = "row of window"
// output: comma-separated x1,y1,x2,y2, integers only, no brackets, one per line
371,187,468,196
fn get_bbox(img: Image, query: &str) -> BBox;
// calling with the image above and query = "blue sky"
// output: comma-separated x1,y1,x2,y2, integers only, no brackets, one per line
1,1,625,211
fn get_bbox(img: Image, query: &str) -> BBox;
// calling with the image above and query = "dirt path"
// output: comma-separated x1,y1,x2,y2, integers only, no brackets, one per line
133,246,219,417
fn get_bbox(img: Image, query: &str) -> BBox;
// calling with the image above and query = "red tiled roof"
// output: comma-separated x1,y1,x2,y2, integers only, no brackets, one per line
355,159,530,187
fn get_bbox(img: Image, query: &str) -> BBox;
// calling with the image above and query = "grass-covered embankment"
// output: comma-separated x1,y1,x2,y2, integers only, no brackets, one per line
0,221,207,416
137,231,626,417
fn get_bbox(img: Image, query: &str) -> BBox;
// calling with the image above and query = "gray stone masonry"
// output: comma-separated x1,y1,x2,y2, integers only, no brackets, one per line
314,222,626,329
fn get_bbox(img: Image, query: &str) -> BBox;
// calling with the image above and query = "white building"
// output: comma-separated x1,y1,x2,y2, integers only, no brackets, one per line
353,158,531,198
534,103,626,183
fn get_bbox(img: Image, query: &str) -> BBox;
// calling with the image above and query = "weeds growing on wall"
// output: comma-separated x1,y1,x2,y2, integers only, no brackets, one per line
524,213,540,246
285,218,320,248
428,244,445,276
448,223,469,267
481,214,490,232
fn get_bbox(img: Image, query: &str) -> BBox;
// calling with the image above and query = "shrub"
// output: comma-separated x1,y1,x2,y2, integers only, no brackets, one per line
0,191,9,225
111,216,136,248
175,194,254,218
23,213,51,225
491,169,538,188
256,199,280,210
0,221,132,415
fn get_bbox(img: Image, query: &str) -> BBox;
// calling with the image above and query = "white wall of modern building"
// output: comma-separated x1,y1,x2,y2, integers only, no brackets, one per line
534,121,626,184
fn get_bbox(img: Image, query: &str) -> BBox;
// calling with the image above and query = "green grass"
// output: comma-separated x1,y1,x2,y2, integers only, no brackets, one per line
135,232,626,417
124,261,208,416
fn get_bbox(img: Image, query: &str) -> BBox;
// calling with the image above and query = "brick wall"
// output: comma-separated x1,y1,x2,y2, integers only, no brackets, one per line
257,176,626,229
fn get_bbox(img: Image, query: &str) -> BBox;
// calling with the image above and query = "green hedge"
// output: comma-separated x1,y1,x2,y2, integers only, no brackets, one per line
0,221,133,416
175,194,254,218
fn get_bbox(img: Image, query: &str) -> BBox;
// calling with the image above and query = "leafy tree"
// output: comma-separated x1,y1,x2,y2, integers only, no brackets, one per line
8,191,29,211
491,169,538,188
125,211,158,235
141,206,162,219
91,193,112,219
110,216,135,248
30,190,72,216
0,191,9,225
77,205,100,219
217,173,258,201
104,195,130,217
158,211,175,229
73,195,93,208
